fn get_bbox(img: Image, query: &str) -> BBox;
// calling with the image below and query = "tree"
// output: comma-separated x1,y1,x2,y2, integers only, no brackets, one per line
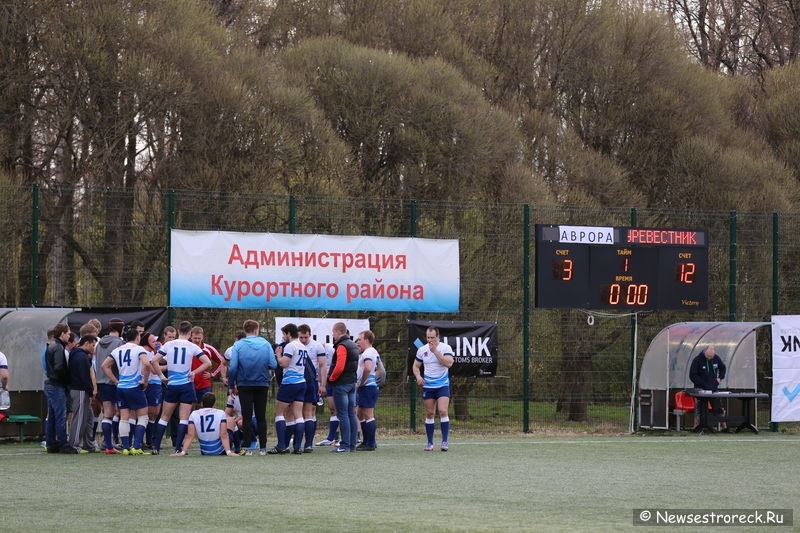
280,37,545,203
653,0,800,76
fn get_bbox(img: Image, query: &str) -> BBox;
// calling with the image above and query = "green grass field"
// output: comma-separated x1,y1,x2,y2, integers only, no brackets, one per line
3,433,799,532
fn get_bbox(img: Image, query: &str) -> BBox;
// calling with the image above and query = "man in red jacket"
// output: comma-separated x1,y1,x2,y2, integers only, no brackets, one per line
191,326,224,406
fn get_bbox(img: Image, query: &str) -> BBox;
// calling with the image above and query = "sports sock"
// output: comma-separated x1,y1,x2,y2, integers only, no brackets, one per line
294,418,305,451
175,420,189,452
112,416,120,443
133,416,148,449
232,428,242,452
146,421,155,446
154,419,168,450
359,419,366,443
327,416,339,441
365,418,377,447
425,418,435,445
304,417,316,448
102,418,113,450
285,421,295,449
275,416,286,448
441,417,450,443
119,420,130,450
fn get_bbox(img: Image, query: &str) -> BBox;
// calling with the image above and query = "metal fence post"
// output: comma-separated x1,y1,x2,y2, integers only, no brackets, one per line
409,200,417,432
290,195,297,317
167,189,175,326
772,212,779,432
31,183,39,307
523,205,530,433
729,211,737,322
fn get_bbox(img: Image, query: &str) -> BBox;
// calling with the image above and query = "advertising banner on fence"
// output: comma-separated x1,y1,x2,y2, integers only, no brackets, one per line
406,321,498,378
274,317,370,346
772,315,800,422
170,230,460,312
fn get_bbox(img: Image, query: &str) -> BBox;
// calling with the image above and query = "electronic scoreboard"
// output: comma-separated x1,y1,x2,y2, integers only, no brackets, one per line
535,225,708,310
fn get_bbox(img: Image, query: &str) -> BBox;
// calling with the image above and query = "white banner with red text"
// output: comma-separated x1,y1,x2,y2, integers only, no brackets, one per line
772,315,800,422
170,230,460,312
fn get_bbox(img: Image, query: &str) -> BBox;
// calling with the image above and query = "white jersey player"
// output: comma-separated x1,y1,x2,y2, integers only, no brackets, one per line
412,326,454,452
150,321,211,454
172,392,237,457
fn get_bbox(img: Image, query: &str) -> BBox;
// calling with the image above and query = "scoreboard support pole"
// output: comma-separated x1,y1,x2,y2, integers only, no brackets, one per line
630,208,638,433
628,312,639,434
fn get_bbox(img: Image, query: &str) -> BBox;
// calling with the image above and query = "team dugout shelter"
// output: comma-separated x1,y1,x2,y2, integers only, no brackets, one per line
0,307,167,441
637,321,770,430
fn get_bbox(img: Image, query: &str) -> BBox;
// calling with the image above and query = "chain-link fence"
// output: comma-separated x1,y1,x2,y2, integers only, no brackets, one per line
1,184,795,432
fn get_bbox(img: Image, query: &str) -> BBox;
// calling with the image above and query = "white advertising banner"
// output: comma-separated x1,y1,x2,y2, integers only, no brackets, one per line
771,315,800,422
170,230,460,312
274,317,370,346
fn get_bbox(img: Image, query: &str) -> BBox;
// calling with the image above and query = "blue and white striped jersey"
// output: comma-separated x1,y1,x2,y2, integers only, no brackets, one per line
145,349,162,384
188,407,227,455
304,339,327,374
110,342,148,389
415,342,454,388
357,347,379,387
158,339,204,386
280,339,307,385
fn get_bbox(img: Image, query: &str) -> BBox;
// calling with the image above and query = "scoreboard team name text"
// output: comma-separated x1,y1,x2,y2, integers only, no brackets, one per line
535,225,709,311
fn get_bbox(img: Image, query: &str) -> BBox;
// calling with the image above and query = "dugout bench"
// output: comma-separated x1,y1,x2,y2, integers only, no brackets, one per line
2,414,42,443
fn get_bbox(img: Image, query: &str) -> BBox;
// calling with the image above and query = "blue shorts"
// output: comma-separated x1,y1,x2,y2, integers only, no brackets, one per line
304,381,319,404
98,383,117,404
356,386,379,408
117,387,148,411
422,386,450,400
145,383,162,407
164,382,197,405
326,384,334,397
195,387,211,403
276,382,306,403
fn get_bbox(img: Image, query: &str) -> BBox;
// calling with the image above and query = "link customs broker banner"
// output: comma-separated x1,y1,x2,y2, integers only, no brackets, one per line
170,230,460,312
407,321,498,378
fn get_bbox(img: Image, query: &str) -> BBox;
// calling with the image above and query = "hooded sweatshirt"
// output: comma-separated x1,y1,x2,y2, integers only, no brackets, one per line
228,335,277,388
94,334,124,385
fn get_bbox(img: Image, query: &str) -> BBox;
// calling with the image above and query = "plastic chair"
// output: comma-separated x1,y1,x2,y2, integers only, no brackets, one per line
673,391,696,430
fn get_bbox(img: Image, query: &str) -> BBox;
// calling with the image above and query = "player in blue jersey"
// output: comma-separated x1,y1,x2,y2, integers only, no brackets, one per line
150,321,211,455
298,324,327,452
412,326,454,451
100,329,150,455
172,393,238,457
268,323,306,455
355,330,380,451
316,343,340,446
139,332,164,449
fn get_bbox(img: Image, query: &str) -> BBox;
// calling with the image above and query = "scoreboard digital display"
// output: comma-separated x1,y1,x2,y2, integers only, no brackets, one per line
535,225,708,310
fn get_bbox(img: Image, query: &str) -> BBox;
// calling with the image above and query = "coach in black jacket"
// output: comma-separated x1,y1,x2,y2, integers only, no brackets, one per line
689,345,729,429
44,323,77,453
689,345,726,392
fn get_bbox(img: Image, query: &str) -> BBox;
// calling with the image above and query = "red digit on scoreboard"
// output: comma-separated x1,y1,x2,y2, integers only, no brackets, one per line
675,262,696,284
